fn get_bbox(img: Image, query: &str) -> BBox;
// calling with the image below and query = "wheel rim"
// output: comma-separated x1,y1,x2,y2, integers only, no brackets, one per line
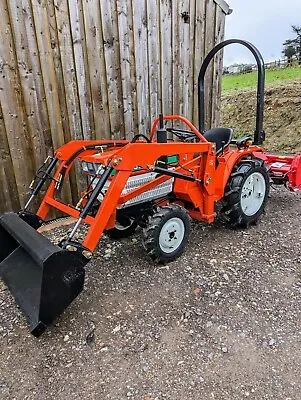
115,218,134,231
159,217,185,254
240,172,266,216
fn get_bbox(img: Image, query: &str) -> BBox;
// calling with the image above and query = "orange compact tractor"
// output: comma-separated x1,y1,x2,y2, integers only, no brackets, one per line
1,40,300,337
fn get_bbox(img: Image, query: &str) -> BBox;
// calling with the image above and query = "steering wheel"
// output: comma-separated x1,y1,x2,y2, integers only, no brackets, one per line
131,134,152,143
167,128,198,142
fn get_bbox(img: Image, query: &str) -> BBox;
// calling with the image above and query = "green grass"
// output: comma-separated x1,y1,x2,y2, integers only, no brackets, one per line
222,66,301,91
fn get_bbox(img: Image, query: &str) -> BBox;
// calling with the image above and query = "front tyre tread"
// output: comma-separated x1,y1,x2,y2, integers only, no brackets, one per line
142,204,190,264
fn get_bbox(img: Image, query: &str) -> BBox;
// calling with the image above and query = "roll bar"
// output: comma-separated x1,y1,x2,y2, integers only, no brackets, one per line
198,39,265,145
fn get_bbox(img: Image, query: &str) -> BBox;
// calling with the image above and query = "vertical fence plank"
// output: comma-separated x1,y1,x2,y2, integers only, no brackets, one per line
172,0,195,123
116,0,137,135
47,0,76,205
187,0,196,123
82,0,111,139
0,0,35,208
10,0,64,213
159,0,173,117
0,102,20,212
7,0,52,171
47,0,71,142
68,0,94,140
172,0,183,121
54,0,83,142
146,0,161,123
211,4,225,127
132,0,150,134
31,1,65,151
193,0,206,128
32,0,73,207
100,1,125,139
178,0,197,122
54,0,87,195
180,0,190,119
204,0,216,130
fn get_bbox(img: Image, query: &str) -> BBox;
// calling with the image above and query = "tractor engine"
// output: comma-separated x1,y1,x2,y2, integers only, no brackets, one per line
81,160,174,208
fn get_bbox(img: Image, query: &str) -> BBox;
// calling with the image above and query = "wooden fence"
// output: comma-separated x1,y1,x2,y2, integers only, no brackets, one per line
224,59,301,75
0,0,228,213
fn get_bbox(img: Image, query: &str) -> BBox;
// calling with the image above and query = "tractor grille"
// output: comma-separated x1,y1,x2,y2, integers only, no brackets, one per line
93,172,174,208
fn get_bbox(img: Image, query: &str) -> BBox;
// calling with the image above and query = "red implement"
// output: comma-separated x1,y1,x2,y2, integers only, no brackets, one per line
255,152,301,192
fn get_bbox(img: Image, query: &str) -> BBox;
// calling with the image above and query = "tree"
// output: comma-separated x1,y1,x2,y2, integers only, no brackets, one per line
282,25,301,65
236,63,253,74
282,40,296,64
223,66,230,75
292,25,301,64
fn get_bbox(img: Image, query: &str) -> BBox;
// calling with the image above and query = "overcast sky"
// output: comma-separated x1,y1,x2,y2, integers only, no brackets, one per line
224,0,301,66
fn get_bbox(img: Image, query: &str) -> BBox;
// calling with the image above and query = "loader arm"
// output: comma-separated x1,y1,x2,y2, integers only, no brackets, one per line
38,140,215,252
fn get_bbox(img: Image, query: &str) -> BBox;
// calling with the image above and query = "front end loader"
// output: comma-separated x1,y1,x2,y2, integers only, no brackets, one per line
0,39,300,337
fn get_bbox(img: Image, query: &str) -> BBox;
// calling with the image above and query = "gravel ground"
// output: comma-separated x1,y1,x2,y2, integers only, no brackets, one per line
0,187,301,400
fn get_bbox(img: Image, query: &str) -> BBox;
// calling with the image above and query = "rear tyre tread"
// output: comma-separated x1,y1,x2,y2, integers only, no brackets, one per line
221,158,270,228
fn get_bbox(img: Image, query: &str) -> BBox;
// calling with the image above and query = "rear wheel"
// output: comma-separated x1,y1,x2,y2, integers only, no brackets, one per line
221,158,270,227
142,204,190,264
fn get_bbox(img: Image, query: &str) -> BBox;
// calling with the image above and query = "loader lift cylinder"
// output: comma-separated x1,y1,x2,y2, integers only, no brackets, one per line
66,163,114,243
24,156,58,210
198,39,265,145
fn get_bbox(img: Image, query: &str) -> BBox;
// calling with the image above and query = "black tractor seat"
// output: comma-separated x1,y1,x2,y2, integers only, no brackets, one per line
203,128,233,155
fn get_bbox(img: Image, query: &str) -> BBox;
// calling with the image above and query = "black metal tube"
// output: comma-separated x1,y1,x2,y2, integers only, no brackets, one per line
32,157,58,196
24,157,59,210
80,164,114,219
157,113,168,144
157,114,168,169
198,39,265,145
64,142,126,167
154,167,199,182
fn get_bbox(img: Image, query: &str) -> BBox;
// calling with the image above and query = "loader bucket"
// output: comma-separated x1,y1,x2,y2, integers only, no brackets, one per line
0,213,88,337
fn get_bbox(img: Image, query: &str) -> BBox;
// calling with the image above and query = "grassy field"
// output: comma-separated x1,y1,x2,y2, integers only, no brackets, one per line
222,66,301,91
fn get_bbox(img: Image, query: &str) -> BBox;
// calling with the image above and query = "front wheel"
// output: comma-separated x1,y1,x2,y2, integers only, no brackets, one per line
142,204,190,264
221,158,270,227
